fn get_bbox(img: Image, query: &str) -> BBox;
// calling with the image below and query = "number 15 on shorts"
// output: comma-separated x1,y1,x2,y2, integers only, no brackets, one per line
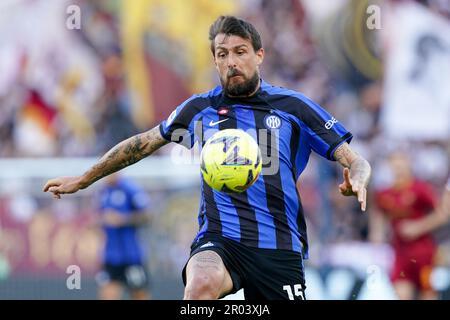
283,284,305,300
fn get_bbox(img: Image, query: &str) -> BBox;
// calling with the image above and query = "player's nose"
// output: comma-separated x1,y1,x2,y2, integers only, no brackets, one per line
227,53,238,69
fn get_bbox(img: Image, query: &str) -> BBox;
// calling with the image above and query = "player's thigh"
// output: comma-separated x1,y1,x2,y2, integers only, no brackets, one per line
185,250,233,296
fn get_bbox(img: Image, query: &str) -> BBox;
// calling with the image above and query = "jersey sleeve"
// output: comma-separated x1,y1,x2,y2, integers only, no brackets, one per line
418,182,437,212
159,95,205,149
131,191,150,212
124,180,151,212
296,96,353,160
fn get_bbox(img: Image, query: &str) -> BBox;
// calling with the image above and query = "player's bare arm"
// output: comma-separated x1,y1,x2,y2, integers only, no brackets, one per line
333,142,372,211
443,187,450,218
399,187,450,240
43,126,168,199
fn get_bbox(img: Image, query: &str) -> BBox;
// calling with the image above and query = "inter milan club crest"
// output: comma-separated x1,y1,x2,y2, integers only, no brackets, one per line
264,114,282,129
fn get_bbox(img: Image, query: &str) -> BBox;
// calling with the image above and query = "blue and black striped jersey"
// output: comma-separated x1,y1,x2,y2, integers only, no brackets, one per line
159,80,352,258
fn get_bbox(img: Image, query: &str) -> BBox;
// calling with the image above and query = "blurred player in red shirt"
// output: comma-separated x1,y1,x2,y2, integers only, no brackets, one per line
371,152,449,300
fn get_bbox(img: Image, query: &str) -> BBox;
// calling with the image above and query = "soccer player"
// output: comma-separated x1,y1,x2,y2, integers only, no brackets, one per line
397,175,450,245
371,152,449,300
95,173,152,300
43,16,371,300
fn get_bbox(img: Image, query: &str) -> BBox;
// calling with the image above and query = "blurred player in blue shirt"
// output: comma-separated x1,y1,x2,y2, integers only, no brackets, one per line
95,173,151,300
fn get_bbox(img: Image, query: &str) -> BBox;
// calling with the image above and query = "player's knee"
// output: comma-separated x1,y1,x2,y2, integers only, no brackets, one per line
184,272,222,300
99,282,123,300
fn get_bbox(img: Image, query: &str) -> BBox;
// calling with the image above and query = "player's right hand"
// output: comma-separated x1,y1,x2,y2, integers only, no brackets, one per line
43,176,83,199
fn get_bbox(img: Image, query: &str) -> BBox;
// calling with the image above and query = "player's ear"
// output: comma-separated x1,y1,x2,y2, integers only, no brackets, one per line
255,48,264,66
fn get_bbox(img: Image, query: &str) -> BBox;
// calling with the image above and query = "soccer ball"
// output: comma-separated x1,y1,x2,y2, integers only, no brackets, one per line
200,129,262,193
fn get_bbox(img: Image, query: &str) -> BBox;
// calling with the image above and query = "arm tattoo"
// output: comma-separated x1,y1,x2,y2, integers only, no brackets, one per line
334,143,357,168
334,143,371,186
80,126,168,188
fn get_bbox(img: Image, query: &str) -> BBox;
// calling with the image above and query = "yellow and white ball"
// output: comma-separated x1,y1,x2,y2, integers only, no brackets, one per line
200,129,262,193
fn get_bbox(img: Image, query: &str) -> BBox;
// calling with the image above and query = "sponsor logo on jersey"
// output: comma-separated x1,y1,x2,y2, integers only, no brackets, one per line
325,117,338,129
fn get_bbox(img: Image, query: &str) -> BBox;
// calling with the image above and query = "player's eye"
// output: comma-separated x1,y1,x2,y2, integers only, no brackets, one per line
217,52,227,59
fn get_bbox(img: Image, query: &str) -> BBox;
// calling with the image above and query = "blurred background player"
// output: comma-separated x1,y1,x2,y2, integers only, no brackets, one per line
370,152,448,300
397,175,450,247
95,173,152,300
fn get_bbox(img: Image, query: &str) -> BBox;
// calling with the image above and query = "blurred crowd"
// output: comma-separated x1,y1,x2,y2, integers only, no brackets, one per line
0,0,450,299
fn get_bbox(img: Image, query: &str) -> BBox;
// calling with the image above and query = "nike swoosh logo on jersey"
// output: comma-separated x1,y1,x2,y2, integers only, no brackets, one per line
209,119,229,126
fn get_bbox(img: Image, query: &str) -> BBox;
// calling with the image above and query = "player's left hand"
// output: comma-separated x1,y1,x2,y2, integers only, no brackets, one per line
339,167,368,211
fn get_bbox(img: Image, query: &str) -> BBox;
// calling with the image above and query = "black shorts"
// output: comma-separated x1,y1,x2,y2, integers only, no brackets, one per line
96,263,150,290
182,233,306,300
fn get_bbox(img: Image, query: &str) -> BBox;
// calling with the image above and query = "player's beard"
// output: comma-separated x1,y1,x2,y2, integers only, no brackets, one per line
222,69,260,97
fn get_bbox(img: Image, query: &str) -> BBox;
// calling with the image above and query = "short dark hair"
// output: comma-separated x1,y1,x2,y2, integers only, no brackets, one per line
209,16,262,55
